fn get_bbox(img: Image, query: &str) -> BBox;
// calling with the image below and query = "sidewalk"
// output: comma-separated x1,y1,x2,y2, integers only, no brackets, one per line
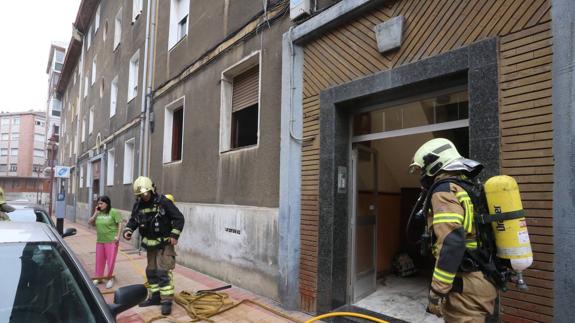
66,222,313,323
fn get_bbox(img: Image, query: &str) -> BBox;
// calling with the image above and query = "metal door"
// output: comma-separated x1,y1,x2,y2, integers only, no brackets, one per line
350,144,378,302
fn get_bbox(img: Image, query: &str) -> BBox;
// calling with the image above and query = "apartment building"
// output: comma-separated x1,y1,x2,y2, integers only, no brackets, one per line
0,111,49,202
46,42,66,142
58,0,148,221
58,0,291,304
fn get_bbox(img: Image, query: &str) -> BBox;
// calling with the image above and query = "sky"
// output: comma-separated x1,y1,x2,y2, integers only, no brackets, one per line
0,0,81,113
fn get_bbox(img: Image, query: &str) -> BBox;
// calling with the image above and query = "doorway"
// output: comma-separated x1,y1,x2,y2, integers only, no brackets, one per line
348,90,469,322
91,160,101,202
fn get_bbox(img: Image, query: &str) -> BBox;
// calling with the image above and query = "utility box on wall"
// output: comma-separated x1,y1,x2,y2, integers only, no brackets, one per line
290,0,311,20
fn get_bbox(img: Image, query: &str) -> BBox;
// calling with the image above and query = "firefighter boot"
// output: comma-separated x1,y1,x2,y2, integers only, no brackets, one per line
139,292,161,307
161,301,172,315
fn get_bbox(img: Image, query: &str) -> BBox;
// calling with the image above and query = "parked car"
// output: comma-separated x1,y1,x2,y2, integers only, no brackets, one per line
6,202,77,238
0,221,146,322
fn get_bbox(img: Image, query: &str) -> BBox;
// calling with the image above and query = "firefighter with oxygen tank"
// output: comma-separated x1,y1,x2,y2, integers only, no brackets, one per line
123,176,185,316
408,138,532,322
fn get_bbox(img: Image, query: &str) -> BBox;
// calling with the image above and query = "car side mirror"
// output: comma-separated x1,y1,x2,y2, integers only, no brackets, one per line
62,227,77,238
109,284,147,317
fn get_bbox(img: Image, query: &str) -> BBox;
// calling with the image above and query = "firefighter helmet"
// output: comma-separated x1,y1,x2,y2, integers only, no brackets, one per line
133,176,155,196
165,194,175,203
409,138,483,178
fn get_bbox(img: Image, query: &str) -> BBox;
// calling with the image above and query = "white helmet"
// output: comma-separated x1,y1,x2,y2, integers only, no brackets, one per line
409,138,482,178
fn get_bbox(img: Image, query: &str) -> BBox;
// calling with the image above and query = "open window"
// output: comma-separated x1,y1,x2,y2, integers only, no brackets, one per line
106,149,115,186
163,98,184,163
128,51,139,101
123,138,135,184
219,52,260,152
169,0,189,48
114,8,122,50
110,75,118,117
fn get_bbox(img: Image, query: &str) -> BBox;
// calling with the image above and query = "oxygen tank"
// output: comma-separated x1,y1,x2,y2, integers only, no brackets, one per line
484,175,533,290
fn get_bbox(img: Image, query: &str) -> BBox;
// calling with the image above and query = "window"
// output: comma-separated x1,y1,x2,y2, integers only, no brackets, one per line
95,4,101,32
103,20,108,42
106,149,115,186
110,76,118,116
132,0,143,21
169,0,189,48
0,148,7,156
86,25,92,49
10,148,17,156
114,8,122,49
81,117,86,142
54,51,64,71
34,149,44,158
91,57,97,85
0,164,7,172
100,78,105,98
54,125,60,136
231,105,258,149
12,117,19,125
123,139,135,184
80,165,84,188
33,164,43,173
9,164,17,172
1,118,9,126
163,100,184,163
35,134,45,142
12,133,19,141
1,133,8,140
89,106,94,134
128,51,139,100
84,76,88,97
220,55,260,152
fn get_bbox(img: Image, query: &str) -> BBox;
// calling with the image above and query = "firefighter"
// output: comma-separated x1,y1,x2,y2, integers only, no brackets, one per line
409,138,497,322
122,176,185,316
0,187,15,221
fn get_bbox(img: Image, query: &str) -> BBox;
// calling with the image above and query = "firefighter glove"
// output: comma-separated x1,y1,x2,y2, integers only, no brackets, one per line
427,289,446,318
123,230,133,240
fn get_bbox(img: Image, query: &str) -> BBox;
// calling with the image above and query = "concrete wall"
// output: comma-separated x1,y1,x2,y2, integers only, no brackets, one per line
176,202,279,300
552,0,575,320
150,5,288,208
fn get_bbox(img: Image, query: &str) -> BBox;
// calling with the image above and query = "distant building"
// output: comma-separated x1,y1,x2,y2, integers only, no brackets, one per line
46,42,66,143
0,111,49,202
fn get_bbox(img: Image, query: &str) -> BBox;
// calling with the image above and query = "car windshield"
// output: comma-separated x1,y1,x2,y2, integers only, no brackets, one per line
0,242,107,323
7,209,55,227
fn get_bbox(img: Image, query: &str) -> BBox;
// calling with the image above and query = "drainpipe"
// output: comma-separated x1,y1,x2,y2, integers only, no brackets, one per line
139,0,157,177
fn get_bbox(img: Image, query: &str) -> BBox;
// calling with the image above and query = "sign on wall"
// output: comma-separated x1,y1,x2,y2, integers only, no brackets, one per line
54,166,71,178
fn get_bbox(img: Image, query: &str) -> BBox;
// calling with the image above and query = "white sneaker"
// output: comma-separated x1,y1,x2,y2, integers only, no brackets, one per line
106,278,114,289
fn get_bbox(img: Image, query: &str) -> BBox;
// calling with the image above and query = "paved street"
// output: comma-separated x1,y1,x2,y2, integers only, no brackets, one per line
66,222,312,323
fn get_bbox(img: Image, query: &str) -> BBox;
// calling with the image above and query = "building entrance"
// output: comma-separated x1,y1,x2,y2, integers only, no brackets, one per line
348,89,469,322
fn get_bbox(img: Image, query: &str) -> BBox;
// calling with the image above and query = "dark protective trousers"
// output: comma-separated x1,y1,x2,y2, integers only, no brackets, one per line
444,271,498,323
145,244,177,302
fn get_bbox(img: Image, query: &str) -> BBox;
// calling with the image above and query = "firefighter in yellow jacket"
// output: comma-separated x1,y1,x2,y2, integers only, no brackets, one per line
123,176,185,316
409,138,497,322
